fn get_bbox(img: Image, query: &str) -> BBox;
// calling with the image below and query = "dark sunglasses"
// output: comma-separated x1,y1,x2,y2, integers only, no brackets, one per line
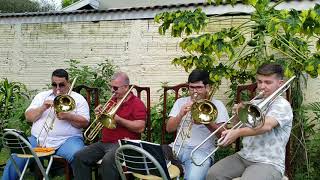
188,85,205,90
51,82,66,88
111,85,127,91
111,86,119,91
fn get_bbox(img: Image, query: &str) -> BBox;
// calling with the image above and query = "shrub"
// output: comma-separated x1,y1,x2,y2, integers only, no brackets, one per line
66,59,118,103
0,78,31,151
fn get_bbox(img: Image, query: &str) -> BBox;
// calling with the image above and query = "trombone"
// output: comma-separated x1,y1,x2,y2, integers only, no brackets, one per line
37,77,78,147
84,85,135,142
172,87,218,158
190,76,296,166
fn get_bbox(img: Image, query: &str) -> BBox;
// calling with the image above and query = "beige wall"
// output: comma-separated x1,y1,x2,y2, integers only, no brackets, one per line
0,16,319,105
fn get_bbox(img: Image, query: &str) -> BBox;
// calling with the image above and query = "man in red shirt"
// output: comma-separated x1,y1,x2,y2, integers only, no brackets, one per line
74,72,147,180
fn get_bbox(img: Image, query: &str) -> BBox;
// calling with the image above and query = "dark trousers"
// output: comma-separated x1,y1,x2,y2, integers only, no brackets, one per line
73,141,120,180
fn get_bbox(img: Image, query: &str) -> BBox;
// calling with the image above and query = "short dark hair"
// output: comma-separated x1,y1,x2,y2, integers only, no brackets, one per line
188,69,210,85
257,63,284,80
52,69,69,80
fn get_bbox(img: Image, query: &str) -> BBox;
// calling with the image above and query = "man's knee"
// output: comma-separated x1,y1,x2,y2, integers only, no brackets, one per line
74,149,87,163
101,152,115,165
206,166,225,180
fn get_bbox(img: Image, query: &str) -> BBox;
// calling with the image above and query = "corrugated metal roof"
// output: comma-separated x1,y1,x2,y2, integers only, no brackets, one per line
0,1,318,24
0,2,210,17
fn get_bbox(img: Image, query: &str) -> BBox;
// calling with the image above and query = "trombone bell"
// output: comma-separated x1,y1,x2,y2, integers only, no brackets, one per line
54,95,76,113
191,99,218,124
98,113,116,129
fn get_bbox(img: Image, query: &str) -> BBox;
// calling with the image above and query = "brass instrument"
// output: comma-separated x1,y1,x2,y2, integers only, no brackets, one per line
84,85,135,142
37,77,78,147
172,86,218,157
191,88,218,124
190,76,296,166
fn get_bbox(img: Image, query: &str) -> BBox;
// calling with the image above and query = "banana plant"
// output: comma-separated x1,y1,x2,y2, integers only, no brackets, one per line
0,78,29,151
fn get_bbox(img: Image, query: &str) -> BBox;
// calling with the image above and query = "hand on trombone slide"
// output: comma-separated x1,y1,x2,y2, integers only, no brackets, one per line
174,101,193,126
179,101,193,116
217,129,239,147
216,103,244,147
41,100,53,111
94,104,103,115
56,112,70,120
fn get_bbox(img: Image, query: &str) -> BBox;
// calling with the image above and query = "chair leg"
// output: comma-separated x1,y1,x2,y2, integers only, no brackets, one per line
94,167,99,180
46,156,54,176
19,158,30,180
63,160,71,180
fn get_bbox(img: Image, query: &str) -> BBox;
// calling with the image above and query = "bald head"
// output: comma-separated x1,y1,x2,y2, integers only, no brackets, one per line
112,72,130,85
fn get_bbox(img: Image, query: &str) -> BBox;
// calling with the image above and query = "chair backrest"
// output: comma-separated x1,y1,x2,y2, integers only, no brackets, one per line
115,144,170,180
2,130,32,155
132,85,151,142
235,83,292,179
2,130,51,180
73,85,100,109
161,83,188,144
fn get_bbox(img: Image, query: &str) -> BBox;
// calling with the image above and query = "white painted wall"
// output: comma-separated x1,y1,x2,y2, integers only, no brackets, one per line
0,16,319,105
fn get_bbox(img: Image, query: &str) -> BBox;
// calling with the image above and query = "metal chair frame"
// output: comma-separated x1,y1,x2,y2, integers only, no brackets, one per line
2,130,54,180
115,144,170,180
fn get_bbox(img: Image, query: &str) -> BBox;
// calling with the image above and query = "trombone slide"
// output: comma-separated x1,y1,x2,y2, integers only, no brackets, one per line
172,111,192,158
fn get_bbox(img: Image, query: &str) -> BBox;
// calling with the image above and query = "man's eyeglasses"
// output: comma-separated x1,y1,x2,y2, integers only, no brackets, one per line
188,85,205,90
51,82,66,88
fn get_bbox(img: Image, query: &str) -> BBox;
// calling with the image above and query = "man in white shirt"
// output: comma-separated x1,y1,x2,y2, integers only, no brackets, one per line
206,63,293,180
2,69,90,180
166,69,229,180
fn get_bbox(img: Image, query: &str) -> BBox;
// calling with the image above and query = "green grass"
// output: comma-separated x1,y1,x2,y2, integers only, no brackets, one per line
0,148,9,165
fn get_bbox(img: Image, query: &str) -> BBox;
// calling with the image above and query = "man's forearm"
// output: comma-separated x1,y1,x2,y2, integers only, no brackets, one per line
206,122,225,137
117,117,145,133
237,126,270,137
166,113,185,133
25,106,47,122
63,114,89,128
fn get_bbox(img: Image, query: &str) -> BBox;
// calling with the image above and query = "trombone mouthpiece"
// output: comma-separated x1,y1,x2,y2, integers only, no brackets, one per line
256,91,265,99
192,93,199,101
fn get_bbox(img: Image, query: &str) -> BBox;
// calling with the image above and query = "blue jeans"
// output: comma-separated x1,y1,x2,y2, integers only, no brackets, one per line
177,147,213,180
2,135,85,180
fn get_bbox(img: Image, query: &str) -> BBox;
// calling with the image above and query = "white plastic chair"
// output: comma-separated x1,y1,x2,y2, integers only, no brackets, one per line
2,130,54,180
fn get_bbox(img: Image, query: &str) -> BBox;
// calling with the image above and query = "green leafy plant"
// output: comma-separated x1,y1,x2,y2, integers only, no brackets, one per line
0,78,31,151
66,59,118,103
155,0,320,178
6,98,32,134
292,102,320,180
